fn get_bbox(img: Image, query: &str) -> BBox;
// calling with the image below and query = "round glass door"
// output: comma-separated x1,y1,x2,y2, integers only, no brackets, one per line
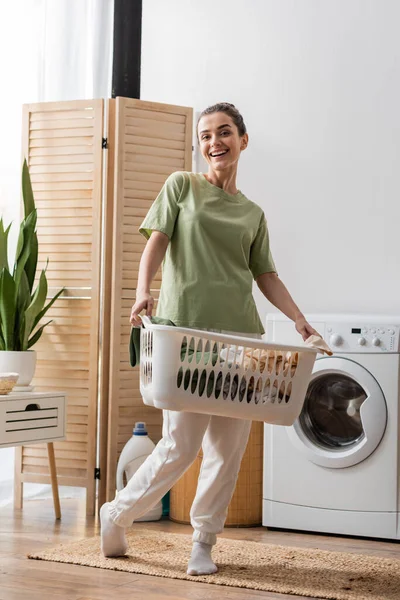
287,357,387,468
299,373,367,450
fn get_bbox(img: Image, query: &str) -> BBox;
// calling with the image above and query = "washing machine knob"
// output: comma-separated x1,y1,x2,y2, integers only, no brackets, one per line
330,334,343,346
372,337,381,347
358,337,366,346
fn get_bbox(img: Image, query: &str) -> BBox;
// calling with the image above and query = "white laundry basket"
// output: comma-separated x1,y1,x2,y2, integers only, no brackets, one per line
139,317,318,426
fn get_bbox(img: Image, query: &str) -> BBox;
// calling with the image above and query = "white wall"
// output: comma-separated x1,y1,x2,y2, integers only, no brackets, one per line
141,0,400,321
0,0,113,505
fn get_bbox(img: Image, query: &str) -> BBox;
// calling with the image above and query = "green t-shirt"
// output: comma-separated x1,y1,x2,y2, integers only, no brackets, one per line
139,172,276,334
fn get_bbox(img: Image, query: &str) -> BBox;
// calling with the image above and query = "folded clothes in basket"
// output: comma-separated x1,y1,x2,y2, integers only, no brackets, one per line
242,335,332,403
243,335,332,371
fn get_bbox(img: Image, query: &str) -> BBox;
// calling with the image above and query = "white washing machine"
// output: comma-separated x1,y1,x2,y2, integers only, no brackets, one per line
263,313,400,539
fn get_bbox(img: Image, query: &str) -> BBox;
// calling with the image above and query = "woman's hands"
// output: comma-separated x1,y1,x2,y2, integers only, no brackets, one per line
295,315,320,341
130,292,154,326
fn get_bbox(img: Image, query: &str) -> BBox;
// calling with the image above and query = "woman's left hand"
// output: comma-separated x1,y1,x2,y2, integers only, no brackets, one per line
295,315,320,341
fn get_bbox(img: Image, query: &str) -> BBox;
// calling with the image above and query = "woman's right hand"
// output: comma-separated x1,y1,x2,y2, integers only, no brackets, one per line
130,292,154,326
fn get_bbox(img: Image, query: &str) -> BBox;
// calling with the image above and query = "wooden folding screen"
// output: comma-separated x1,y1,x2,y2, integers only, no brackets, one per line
15,100,104,514
102,98,193,504
15,98,193,513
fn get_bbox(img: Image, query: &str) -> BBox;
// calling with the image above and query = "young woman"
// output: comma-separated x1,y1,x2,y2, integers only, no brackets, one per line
100,102,317,575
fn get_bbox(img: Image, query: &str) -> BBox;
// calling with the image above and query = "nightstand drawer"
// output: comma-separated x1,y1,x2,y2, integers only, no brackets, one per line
0,395,66,447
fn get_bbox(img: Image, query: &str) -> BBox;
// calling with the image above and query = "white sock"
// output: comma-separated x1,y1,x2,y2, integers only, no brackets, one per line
187,541,218,576
100,502,128,557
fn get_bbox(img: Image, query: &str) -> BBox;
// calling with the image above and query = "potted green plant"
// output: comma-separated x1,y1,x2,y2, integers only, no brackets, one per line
0,160,64,391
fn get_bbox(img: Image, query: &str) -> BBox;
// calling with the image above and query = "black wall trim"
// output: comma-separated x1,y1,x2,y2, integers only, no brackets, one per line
112,0,142,99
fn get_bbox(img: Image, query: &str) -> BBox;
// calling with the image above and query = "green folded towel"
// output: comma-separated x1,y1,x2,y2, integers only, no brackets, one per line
129,317,175,367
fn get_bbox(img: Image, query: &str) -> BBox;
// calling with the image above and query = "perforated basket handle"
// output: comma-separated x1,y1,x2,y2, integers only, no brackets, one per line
139,315,152,328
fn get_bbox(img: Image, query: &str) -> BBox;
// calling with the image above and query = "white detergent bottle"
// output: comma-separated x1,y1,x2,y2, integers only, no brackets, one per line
116,422,162,522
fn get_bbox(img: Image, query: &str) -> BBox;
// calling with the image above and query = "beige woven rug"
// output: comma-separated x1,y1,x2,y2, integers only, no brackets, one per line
28,529,400,600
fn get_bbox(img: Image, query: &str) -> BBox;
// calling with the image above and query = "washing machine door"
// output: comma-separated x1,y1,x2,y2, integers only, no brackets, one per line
287,356,387,468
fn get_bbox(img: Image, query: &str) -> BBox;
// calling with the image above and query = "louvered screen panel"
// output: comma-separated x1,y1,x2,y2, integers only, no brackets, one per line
104,98,193,502
15,100,104,514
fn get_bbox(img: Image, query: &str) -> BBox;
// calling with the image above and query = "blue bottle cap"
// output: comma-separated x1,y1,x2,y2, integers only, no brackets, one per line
133,422,148,436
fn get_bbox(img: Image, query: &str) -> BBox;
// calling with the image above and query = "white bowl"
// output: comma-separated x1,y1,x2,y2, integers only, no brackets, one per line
0,373,19,395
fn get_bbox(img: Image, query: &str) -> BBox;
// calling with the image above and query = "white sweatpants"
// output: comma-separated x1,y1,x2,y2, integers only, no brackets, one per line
109,328,261,544
109,409,252,545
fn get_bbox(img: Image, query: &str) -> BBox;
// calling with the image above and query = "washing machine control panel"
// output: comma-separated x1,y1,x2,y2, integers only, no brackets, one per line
326,323,400,353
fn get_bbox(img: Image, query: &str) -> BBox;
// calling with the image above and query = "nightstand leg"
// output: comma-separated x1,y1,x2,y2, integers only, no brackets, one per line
14,447,23,509
47,442,61,519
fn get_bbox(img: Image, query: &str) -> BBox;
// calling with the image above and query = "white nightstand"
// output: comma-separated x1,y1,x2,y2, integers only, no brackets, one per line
0,391,66,519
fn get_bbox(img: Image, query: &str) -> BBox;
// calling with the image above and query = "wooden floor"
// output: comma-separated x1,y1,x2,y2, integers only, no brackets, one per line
1,498,400,600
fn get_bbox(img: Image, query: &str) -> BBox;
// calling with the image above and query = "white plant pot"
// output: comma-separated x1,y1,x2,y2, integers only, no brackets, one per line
0,351,37,391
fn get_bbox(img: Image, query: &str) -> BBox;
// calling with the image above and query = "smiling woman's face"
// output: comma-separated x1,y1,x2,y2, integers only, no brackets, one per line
198,112,248,172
